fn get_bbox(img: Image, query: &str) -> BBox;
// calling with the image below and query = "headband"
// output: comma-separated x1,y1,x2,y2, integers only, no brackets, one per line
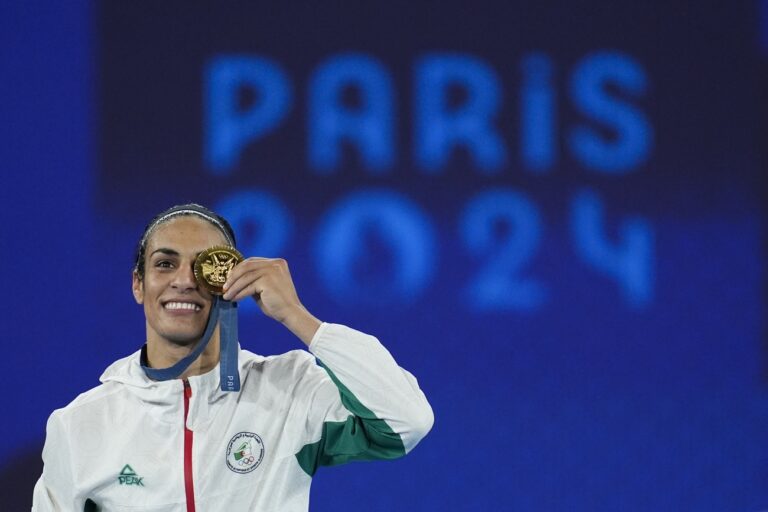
139,208,235,255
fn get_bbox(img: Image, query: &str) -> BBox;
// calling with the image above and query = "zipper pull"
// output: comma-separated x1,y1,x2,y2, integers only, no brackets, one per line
183,379,193,430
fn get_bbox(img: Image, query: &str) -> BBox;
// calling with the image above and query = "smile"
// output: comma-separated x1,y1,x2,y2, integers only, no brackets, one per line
163,302,202,311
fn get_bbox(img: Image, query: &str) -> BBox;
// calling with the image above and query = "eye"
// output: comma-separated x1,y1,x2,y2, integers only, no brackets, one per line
155,260,173,269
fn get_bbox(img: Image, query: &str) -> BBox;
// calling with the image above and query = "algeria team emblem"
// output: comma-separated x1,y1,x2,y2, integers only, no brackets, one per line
226,432,265,474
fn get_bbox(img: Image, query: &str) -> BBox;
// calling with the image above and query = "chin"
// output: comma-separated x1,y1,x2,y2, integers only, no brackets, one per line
164,332,206,347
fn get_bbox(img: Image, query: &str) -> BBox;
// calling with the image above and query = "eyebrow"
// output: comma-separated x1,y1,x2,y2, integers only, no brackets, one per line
149,248,205,258
149,248,180,258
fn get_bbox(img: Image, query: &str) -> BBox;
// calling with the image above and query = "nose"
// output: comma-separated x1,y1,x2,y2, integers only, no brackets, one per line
171,262,198,291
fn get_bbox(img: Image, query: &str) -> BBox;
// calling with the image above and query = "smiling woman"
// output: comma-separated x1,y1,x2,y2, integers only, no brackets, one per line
32,202,433,512
138,219,226,345
133,205,236,375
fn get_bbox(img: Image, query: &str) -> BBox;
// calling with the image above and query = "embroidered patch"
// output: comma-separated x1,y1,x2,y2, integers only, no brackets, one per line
226,432,265,474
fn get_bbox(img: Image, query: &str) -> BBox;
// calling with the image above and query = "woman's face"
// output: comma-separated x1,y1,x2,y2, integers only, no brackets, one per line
132,216,229,347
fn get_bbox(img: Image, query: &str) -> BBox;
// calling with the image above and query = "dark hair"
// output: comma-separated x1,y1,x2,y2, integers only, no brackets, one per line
133,203,237,278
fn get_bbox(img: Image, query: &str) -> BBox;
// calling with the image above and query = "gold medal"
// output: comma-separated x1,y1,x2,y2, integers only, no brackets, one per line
194,246,244,295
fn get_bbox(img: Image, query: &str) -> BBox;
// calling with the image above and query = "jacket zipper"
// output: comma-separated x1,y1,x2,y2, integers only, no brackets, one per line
183,379,196,512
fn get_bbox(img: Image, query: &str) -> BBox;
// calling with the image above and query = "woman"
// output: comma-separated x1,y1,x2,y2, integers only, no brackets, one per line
33,203,433,511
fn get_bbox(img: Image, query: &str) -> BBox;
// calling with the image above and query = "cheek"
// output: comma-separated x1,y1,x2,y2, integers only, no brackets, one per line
141,277,165,303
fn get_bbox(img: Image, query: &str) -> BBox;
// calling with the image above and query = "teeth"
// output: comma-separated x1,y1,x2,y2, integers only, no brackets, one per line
165,302,201,311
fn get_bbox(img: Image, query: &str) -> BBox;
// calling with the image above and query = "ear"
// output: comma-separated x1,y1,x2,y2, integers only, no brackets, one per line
132,271,144,304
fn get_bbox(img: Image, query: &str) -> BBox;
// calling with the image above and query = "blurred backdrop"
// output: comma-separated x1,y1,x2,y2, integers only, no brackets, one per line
1,1,766,510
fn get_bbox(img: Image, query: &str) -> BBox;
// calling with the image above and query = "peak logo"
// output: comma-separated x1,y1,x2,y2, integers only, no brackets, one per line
117,464,145,486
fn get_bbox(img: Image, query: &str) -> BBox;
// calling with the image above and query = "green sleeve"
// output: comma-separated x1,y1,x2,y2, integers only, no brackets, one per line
295,366,406,476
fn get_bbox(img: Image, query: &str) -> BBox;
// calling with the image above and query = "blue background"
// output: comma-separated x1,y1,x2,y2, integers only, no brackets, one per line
2,1,766,510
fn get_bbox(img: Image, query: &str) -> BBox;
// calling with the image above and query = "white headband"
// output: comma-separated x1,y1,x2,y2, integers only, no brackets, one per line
139,209,235,252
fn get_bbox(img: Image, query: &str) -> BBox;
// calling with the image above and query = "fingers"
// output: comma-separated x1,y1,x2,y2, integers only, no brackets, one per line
224,257,270,287
220,256,312,328
227,279,266,303
222,268,265,302
222,258,290,302
222,257,270,298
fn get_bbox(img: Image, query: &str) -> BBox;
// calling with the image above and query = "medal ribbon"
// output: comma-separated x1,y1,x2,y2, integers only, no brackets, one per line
217,298,240,392
141,296,241,392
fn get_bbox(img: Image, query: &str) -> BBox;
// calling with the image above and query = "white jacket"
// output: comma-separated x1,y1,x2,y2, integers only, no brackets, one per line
32,323,433,511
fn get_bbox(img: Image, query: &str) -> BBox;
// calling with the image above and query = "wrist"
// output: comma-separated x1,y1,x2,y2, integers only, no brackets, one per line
281,303,322,346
